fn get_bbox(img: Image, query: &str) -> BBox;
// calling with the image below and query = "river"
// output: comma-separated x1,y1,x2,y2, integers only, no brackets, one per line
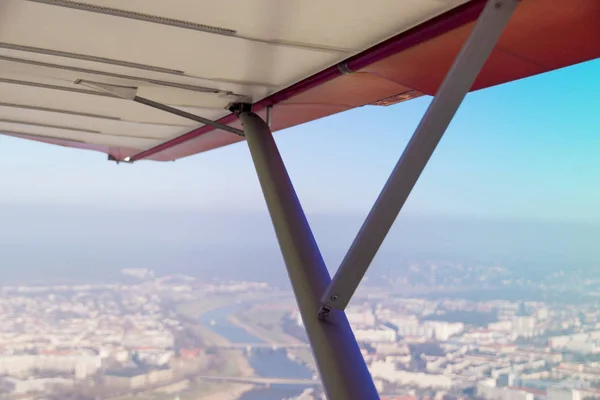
199,304,315,400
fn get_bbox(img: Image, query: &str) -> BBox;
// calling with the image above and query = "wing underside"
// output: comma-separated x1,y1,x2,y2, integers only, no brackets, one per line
1,0,599,161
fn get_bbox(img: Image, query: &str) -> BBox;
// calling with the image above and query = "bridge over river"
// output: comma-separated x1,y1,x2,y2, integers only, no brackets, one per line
209,342,310,350
196,375,321,387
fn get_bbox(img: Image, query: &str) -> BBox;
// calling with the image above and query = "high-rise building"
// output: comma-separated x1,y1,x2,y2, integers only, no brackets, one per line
512,316,537,337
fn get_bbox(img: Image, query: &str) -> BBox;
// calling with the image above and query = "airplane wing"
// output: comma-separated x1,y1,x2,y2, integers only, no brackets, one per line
1,0,598,162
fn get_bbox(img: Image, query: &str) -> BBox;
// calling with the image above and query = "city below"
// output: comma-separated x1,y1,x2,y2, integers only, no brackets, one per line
1,261,600,400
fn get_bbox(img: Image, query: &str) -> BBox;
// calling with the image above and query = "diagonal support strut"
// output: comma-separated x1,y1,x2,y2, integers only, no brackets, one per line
320,0,519,314
132,97,245,137
75,80,245,140
238,111,380,400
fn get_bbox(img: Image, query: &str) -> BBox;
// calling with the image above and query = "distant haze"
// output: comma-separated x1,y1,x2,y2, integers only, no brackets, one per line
1,60,599,287
0,205,597,286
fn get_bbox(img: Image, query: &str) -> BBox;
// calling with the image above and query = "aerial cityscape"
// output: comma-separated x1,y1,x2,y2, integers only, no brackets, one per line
1,259,599,400
0,1,598,399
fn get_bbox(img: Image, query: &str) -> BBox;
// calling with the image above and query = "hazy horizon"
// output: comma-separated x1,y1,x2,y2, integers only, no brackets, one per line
1,204,597,286
1,59,599,287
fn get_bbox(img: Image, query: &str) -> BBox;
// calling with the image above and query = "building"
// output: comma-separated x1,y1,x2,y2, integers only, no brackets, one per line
549,331,600,354
489,321,514,332
123,330,174,349
504,388,535,400
346,307,376,327
536,308,549,320
397,320,435,339
0,354,101,377
547,388,581,400
355,326,397,343
395,320,463,341
426,321,464,340
370,359,452,389
497,373,517,387
512,317,537,338
563,341,599,354
2,377,74,394
477,380,536,400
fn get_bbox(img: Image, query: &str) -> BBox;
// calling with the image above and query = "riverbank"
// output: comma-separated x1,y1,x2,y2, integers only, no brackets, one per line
231,304,301,343
229,305,316,371
228,314,278,344
201,383,254,400
175,299,258,399
199,303,317,400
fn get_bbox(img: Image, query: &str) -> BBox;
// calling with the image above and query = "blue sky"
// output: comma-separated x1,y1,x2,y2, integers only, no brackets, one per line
1,58,599,222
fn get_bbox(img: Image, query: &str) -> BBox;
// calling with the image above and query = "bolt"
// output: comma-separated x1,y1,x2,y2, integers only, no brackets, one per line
330,294,339,301
494,2,502,9
318,306,331,320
